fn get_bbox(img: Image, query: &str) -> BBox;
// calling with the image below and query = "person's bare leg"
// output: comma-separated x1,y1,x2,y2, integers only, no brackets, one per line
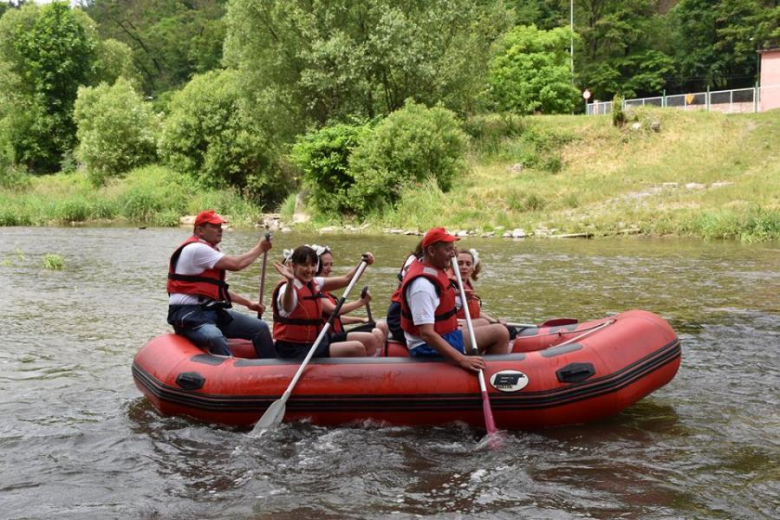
463,324,510,355
346,331,378,356
459,318,491,329
330,340,368,357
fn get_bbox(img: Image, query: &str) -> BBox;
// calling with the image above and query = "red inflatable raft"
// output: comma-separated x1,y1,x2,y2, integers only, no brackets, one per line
132,309,680,430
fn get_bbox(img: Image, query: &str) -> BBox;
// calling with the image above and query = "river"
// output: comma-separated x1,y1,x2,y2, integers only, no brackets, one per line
2,227,778,519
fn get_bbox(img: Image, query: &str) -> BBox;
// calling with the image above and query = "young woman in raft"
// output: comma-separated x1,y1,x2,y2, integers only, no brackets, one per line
272,245,375,359
313,244,388,356
456,248,519,340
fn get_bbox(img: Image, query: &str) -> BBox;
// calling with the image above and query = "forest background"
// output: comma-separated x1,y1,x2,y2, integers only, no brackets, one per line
0,0,778,240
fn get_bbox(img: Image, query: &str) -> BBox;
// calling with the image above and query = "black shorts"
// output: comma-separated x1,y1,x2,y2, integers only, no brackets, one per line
274,339,330,359
329,331,348,343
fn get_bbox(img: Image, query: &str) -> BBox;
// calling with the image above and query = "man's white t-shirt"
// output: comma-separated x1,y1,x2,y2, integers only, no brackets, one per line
403,277,441,349
276,277,326,318
169,241,225,305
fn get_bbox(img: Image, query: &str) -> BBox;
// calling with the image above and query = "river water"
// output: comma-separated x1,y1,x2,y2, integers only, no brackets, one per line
2,227,778,519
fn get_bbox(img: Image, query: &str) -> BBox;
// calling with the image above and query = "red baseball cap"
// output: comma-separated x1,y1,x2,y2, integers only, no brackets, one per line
422,227,459,248
194,209,226,227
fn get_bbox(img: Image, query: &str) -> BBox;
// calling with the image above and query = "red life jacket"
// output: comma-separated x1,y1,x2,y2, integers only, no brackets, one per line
391,254,420,304
272,279,325,343
456,280,482,319
323,292,344,334
167,236,230,304
400,260,459,336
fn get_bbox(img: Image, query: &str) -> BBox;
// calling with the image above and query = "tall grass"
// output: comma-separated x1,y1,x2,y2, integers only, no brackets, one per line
0,165,264,227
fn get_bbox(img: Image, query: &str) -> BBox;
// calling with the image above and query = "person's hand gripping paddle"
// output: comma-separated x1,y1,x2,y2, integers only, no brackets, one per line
451,256,500,446
252,255,371,431
257,232,271,318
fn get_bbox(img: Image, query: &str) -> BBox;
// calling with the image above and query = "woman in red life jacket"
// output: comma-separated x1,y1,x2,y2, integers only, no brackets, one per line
456,248,519,340
272,245,375,359
314,245,387,356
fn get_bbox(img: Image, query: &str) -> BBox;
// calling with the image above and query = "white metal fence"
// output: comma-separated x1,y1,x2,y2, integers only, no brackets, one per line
587,85,780,115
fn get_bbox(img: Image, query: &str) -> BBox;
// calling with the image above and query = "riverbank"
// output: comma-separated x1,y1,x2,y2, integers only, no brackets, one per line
2,108,778,241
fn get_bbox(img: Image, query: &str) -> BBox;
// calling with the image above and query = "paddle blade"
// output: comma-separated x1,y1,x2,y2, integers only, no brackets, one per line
253,399,285,430
481,389,497,435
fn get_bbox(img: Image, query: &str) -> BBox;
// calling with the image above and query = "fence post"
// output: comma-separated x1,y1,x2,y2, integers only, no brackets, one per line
706,86,710,111
754,83,759,113
729,89,733,113
662,89,666,108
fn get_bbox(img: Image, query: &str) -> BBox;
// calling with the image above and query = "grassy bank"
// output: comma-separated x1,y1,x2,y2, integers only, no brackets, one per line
1,109,778,241
374,108,780,241
0,165,262,227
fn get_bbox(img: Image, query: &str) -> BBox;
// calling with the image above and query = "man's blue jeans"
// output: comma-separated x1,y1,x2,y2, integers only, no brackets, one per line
167,305,275,358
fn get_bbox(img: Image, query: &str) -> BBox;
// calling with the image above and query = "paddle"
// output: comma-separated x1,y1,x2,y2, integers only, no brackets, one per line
252,255,371,430
451,256,498,438
257,232,272,318
360,285,374,324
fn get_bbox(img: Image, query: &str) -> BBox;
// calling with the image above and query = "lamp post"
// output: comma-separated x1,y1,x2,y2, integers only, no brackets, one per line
570,0,574,84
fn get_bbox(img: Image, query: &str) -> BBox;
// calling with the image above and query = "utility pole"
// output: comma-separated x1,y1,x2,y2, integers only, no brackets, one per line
570,0,574,84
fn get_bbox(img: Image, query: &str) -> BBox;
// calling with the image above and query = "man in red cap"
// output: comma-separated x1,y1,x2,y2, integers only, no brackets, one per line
166,209,275,357
399,227,508,372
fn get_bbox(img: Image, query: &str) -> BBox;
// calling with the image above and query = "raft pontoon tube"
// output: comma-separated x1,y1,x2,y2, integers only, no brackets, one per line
132,309,681,429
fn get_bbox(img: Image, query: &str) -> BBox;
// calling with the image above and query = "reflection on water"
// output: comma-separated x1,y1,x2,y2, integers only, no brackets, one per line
2,227,779,519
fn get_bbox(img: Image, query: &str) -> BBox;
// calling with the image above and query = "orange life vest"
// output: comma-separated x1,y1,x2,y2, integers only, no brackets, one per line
167,236,230,304
456,280,482,319
400,261,459,336
323,292,344,334
272,279,325,344
391,254,420,304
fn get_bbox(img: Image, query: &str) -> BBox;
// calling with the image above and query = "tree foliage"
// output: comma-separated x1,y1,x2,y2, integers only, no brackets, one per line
347,100,469,216
224,0,512,131
489,25,581,114
290,122,369,216
0,2,98,173
74,78,159,184
158,70,291,205
85,0,227,95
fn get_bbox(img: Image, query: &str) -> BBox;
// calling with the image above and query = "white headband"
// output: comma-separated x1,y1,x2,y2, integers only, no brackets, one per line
469,248,479,267
306,243,331,258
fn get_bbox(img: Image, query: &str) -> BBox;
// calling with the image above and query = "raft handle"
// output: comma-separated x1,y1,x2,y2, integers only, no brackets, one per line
176,371,206,391
556,363,596,384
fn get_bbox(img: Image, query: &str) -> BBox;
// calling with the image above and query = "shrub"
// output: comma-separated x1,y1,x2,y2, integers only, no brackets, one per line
289,122,369,215
159,70,291,205
74,78,159,185
612,94,626,127
348,100,468,216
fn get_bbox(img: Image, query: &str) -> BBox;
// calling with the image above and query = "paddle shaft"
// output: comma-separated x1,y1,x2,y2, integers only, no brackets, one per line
257,232,272,318
255,259,369,428
361,285,374,323
451,256,497,435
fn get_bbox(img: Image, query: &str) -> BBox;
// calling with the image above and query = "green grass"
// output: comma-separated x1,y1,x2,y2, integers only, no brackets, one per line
376,109,780,241
0,165,263,227
42,253,65,270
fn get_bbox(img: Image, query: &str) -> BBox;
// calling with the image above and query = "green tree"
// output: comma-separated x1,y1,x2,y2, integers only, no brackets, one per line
158,70,291,205
0,2,98,173
223,0,511,131
85,0,227,95
669,0,776,91
290,122,369,216
74,78,159,184
348,100,468,216
489,25,581,114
